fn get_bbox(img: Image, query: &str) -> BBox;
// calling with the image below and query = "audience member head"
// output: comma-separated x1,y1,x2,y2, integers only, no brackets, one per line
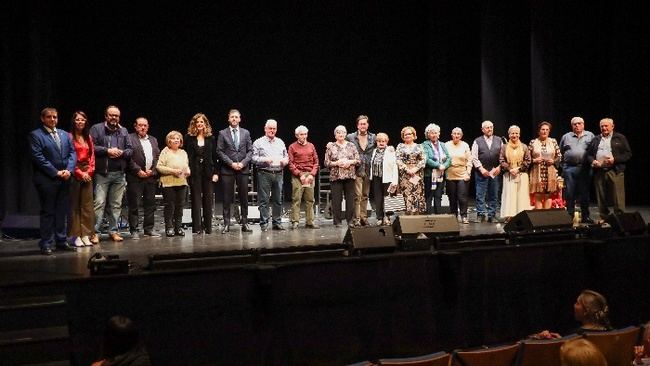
560,338,607,366
574,289,611,330
101,315,142,359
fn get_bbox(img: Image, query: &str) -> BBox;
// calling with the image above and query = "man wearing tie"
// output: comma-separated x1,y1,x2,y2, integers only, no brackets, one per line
29,107,77,255
216,109,253,233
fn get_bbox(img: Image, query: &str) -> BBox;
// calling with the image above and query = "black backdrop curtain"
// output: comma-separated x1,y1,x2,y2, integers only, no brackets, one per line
2,0,648,219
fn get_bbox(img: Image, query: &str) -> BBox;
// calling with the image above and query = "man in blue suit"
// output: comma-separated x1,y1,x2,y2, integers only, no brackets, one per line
29,107,77,255
216,109,253,233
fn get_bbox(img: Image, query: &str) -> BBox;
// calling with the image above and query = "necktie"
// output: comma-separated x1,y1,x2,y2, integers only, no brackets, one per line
233,129,239,148
52,130,61,151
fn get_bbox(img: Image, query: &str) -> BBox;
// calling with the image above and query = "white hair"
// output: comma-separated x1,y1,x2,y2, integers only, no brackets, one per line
570,116,584,125
482,120,493,129
425,123,440,136
265,119,278,128
295,125,308,134
451,127,463,135
334,125,347,134
508,125,520,134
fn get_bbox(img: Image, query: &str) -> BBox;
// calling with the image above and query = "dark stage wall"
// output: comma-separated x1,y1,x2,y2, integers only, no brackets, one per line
2,1,649,217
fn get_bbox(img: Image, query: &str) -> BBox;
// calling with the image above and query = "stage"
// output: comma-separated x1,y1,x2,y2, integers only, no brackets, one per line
1,204,649,366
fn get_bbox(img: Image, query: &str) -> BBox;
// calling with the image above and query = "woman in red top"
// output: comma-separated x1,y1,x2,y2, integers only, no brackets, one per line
69,111,95,246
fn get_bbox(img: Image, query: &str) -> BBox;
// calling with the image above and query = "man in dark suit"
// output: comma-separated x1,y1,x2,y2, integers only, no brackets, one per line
126,117,160,239
28,107,77,255
216,109,253,233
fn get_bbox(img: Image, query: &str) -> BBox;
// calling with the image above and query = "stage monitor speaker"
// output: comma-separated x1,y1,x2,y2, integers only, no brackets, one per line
605,211,646,236
503,208,573,232
1,214,40,239
392,214,460,237
343,225,397,251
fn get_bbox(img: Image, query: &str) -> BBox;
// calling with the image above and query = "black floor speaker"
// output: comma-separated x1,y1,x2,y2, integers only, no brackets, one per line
503,208,572,232
392,214,460,238
606,211,646,235
1,214,40,239
342,225,397,251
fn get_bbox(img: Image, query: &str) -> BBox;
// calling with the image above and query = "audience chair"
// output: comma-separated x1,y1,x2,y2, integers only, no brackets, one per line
378,351,451,366
583,325,641,366
452,343,520,366
516,334,582,366
346,361,375,366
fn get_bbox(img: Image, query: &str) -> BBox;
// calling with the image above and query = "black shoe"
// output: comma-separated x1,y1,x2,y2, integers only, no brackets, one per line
192,230,203,235
204,226,212,234
130,231,140,240
165,229,175,237
41,247,53,255
175,229,185,236
56,243,77,252
272,224,286,231
221,225,230,234
143,230,161,238
260,225,268,232
241,223,252,232
487,217,494,223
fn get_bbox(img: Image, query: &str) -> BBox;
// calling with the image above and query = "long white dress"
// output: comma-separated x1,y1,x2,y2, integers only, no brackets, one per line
499,143,532,218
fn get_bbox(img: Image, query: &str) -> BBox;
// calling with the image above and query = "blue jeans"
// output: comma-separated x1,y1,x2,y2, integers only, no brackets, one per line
474,171,501,218
94,171,127,234
257,170,284,227
563,165,592,218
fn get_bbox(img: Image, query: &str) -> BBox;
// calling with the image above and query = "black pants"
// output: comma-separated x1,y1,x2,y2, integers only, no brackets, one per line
331,178,356,225
446,179,468,217
221,172,249,222
162,185,187,230
189,170,213,232
424,175,445,214
371,177,389,220
126,175,158,233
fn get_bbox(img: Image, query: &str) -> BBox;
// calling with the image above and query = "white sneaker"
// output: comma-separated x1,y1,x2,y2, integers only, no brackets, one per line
81,236,92,246
74,237,85,247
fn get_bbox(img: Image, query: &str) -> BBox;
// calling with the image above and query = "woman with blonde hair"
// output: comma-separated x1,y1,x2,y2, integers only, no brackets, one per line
395,126,426,214
157,131,190,237
185,113,219,234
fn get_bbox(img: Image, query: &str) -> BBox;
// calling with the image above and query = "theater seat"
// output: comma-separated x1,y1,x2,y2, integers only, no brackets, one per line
452,343,520,366
583,326,641,366
516,334,582,366
378,351,451,366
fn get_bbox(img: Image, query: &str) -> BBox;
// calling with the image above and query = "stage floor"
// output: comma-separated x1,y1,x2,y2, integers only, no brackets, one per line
1,204,648,287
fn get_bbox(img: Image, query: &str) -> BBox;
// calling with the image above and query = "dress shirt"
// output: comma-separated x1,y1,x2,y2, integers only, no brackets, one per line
140,135,153,170
252,136,287,170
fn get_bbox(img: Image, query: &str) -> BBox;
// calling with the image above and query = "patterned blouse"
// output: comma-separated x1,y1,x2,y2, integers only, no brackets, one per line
324,141,360,181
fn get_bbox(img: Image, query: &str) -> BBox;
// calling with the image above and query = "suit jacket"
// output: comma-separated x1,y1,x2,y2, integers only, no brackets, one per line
29,126,77,184
585,131,632,173
185,134,218,177
127,133,160,179
216,126,252,175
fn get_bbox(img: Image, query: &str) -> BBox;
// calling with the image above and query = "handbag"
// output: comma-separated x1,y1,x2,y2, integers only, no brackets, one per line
384,193,406,214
